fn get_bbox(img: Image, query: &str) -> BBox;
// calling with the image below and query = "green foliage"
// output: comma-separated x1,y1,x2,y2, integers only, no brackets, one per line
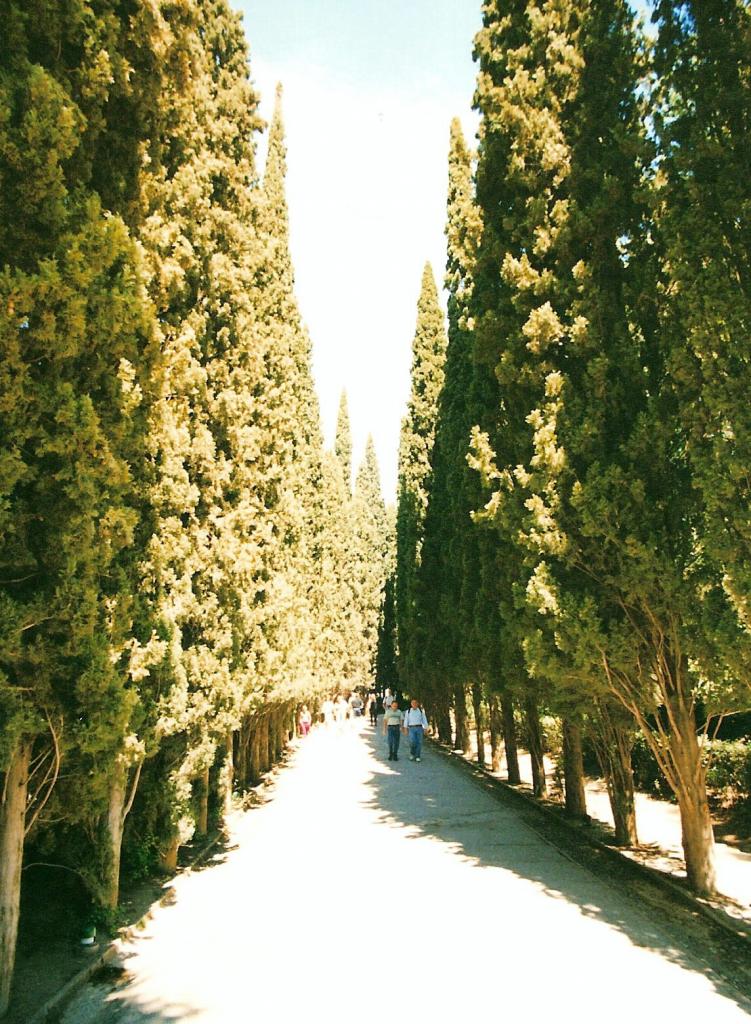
351,438,389,684
412,121,484,724
630,734,673,800
395,264,447,689
652,0,751,683
0,10,386,988
335,392,353,494
704,740,751,802
397,0,751,891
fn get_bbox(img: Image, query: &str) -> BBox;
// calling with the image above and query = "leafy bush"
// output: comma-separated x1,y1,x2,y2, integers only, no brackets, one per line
705,739,751,801
630,732,674,800
541,716,563,760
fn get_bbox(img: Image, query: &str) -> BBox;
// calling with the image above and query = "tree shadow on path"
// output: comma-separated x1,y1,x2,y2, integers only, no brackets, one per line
358,724,751,1016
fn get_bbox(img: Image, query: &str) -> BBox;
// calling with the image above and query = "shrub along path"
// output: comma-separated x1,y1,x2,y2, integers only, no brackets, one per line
62,723,751,1023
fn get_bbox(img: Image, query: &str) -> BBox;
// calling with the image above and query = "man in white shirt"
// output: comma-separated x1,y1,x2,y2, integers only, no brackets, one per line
404,699,429,761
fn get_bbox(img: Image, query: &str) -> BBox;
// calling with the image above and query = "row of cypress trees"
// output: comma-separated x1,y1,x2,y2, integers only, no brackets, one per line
0,1,387,1012
395,0,751,898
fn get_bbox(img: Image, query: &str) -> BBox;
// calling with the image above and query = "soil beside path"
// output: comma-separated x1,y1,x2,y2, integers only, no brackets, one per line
61,723,751,1024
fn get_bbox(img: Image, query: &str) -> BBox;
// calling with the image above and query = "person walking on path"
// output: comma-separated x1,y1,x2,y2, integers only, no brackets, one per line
366,696,381,729
349,691,364,718
404,699,428,762
335,695,349,729
298,705,312,737
383,700,404,761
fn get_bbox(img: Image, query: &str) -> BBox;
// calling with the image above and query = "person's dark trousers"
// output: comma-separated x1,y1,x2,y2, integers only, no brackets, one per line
387,725,401,760
409,725,423,759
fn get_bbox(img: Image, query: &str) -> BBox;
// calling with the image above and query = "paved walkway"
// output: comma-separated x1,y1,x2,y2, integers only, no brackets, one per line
63,724,751,1023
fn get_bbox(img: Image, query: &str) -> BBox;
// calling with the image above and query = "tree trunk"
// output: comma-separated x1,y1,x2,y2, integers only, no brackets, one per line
160,834,180,873
489,695,502,773
524,695,547,798
224,731,234,817
436,700,452,745
501,695,521,784
195,766,210,837
562,718,587,819
249,719,261,784
238,721,251,790
592,705,638,846
276,711,286,759
0,740,31,1018
102,764,127,911
471,684,485,767
260,715,271,773
267,712,276,767
612,647,717,893
669,698,716,895
453,685,469,752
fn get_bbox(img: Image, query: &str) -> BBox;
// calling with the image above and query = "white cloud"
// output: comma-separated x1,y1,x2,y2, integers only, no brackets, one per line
253,58,478,500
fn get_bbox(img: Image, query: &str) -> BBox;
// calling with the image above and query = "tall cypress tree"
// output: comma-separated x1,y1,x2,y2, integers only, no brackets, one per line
653,1,751,677
335,391,353,494
396,264,447,691
0,0,163,1004
470,0,735,890
413,120,481,746
352,437,388,684
468,0,562,793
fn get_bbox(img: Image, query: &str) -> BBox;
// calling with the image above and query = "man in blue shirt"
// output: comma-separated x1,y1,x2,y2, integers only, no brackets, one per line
404,700,429,762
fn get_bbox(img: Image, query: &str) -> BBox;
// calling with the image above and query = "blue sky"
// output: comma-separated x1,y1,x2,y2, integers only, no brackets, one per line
234,1,652,500
234,0,481,501
238,1,481,99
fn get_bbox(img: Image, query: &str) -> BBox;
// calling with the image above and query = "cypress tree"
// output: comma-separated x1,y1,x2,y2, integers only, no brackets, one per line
352,438,389,684
311,451,360,690
396,264,447,691
376,572,399,695
470,0,739,889
133,0,269,873
414,120,482,747
0,0,162,1003
335,391,353,494
469,1,558,792
653,1,751,671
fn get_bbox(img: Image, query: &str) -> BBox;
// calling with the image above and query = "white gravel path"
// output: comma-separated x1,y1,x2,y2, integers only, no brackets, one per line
62,723,751,1023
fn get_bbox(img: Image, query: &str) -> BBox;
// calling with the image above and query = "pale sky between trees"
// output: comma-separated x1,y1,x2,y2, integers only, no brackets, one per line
235,0,651,500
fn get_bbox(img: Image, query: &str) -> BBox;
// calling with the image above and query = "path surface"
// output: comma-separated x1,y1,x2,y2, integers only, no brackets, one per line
63,725,751,1023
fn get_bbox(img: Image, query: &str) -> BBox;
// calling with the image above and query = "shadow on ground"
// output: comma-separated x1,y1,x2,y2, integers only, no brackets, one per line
58,727,751,1022
357,725,751,1016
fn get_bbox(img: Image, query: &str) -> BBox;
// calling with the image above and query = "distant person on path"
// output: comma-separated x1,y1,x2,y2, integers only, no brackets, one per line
322,696,335,728
335,695,349,728
383,700,404,761
298,705,312,737
349,691,364,718
405,699,429,762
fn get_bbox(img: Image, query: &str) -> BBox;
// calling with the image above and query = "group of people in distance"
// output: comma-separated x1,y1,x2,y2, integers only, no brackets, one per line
299,692,365,735
297,687,429,764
